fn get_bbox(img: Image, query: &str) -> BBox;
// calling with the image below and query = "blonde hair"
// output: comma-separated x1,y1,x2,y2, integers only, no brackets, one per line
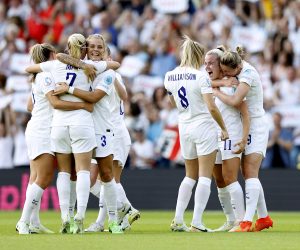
30,43,56,64
180,35,205,69
206,45,226,60
67,33,86,59
29,43,56,82
220,45,245,69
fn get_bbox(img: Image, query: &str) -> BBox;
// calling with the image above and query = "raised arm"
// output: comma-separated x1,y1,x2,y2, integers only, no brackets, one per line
203,93,229,141
26,64,42,74
213,82,250,107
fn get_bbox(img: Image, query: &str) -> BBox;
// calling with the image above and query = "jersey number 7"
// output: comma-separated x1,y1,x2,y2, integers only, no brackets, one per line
66,72,77,86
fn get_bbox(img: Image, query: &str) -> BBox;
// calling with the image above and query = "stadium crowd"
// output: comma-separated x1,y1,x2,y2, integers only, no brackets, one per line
0,0,300,169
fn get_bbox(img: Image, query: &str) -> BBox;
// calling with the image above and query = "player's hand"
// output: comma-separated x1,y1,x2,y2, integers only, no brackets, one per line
220,129,229,141
53,82,69,95
83,64,97,82
224,77,239,87
232,140,246,154
83,102,94,112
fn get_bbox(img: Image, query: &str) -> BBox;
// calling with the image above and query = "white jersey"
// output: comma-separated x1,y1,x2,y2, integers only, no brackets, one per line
26,72,55,138
40,59,107,126
92,69,115,134
215,86,242,139
238,61,264,118
164,66,213,124
109,72,131,144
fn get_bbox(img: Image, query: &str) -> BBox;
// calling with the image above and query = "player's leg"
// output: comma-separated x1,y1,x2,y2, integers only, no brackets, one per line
97,155,122,233
171,158,198,232
29,153,55,234
190,151,216,232
212,163,236,232
222,157,245,228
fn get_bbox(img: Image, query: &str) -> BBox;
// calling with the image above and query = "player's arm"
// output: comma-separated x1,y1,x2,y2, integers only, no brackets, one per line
27,95,33,112
211,77,238,88
233,101,250,154
203,93,229,141
213,82,250,107
46,91,93,112
26,64,42,73
166,91,176,108
114,78,127,101
56,53,120,81
53,82,106,103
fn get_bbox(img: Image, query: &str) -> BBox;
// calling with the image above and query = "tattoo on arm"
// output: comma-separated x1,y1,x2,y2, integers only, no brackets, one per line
56,53,87,69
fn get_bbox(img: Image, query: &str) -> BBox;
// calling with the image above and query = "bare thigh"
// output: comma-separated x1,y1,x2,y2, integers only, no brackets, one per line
198,150,217,178
97,154,113,183
184,158,199,180
222,157,241,185
241,153,263,179
31,153,55,189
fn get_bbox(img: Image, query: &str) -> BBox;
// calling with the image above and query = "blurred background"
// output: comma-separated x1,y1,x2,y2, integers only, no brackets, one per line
0,0,300,171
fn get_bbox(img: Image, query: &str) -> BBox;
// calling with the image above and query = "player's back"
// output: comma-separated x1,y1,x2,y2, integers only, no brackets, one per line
164,66,212,124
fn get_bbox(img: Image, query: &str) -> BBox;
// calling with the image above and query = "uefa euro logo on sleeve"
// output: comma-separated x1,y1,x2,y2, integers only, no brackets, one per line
44,77,52,86
105,76,113,85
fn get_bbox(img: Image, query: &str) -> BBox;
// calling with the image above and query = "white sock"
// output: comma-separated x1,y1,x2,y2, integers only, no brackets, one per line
56,172,71,221
191,177,211,227
102,179,117,223
174,177,196,224
116,183,131,209
75,170,90,220
69,180,77,218
26,183,32,198
256,180,268,218
217,187,235,222
96,188,107,226
244,178,260,222
90,180,101,198
227,181,245,222
20,183,44,223
30,197,41,226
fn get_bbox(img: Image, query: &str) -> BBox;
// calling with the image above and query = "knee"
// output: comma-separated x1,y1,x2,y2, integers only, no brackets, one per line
99,168,113,182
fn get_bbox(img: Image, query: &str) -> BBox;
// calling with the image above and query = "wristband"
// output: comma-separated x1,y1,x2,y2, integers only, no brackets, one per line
68,86,75,94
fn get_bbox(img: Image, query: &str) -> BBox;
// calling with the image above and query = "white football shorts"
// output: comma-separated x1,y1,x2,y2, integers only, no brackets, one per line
26,135,54,160
179,120,218,160
113,136,130,168
244,116,269,157
51,125,97,154
93,130,114,158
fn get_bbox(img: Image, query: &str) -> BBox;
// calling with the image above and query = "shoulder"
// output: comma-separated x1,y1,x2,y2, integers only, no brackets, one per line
36,71,54,83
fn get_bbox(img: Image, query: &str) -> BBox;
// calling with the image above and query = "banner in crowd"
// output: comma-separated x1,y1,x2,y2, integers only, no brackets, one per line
230,25,267,53
9,53,31,74
273,104,300,128
156,126,183,164
132,75,163,97
152,0,188,14
0,170,59,210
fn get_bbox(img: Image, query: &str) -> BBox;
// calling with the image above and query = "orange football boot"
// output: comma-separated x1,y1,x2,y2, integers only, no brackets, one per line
253,216,273,232
231,221,252,232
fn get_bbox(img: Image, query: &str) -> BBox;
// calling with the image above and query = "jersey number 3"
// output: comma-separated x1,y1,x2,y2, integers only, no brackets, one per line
178,86,189,109
66,72,77,86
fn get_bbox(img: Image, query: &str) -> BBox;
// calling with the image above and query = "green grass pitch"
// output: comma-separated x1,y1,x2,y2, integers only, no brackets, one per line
0,210,299,250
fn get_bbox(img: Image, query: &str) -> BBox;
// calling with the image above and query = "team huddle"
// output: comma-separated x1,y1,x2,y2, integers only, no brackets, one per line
16,33,272,235
16,33,140,235
165,36,273,233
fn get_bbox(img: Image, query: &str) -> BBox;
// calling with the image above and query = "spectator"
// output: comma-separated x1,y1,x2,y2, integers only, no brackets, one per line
130,126,155,170
262,112,293,168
